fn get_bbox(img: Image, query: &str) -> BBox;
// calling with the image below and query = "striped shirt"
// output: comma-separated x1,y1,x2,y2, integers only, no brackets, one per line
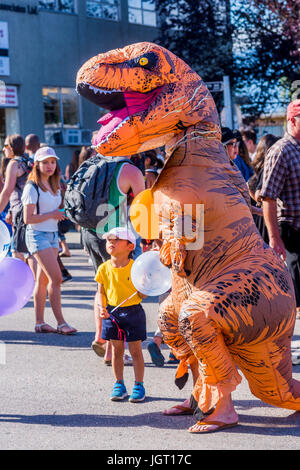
260,132,300,230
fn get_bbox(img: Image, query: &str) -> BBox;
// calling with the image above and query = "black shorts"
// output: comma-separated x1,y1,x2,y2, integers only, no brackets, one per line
81,229,110,273
101,304,147,342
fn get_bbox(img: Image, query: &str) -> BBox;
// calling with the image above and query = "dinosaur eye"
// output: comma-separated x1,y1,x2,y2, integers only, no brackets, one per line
139,57,149,66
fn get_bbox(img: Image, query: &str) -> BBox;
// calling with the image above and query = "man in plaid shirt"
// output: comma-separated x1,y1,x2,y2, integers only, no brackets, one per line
261,99,300,318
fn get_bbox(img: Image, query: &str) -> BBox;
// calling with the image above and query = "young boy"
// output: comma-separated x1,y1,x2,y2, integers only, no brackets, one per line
95,226,147,402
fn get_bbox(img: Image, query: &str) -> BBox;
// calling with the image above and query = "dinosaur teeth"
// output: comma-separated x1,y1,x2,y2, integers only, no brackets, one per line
88,85,119,95
93,116,130,147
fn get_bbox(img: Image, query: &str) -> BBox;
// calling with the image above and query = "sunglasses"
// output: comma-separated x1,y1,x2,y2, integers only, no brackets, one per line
226,142,238,147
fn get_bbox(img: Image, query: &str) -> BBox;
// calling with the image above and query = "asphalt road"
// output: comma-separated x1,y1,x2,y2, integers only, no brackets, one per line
0,232,300,451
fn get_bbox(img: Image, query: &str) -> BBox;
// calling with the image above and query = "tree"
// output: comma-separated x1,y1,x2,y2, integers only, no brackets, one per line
154,0,234,111
155,0,300,118
232,0,300,116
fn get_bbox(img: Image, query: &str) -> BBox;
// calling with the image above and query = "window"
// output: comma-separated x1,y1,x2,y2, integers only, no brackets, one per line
43,87,81,145
38,0,75,14
86,0,120,21
128,0,157,27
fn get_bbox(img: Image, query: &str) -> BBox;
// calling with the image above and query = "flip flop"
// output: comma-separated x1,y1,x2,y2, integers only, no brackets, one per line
163,404,194,416
189,420,238,434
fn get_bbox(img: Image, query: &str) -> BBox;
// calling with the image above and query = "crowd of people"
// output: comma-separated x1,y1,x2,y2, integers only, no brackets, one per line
0,99,299,404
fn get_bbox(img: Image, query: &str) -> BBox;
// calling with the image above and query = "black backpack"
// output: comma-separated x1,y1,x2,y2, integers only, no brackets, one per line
64,155,133,230
13,181,40,253
13,156,34,180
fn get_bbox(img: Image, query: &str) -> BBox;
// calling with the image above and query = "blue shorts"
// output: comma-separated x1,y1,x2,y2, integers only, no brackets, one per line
25,228,59,255
101,304,147,342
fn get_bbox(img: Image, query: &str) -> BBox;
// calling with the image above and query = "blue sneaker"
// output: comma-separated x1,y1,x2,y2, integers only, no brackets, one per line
129,382,146,402
110,381,128,401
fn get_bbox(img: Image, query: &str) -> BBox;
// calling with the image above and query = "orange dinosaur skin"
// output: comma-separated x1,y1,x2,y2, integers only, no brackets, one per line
77,42,300,416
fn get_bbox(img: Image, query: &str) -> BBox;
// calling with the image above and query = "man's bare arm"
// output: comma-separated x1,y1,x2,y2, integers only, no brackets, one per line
262,197,286,260
119,163,145,197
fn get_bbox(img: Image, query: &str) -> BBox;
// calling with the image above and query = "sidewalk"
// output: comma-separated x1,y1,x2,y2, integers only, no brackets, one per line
0,231,299,450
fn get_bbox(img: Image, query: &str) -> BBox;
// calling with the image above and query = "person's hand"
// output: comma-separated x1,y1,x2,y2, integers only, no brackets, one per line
269,235,286,261
137,291,147,299
5,212,12,225
98,306,109,318
51,209,66,221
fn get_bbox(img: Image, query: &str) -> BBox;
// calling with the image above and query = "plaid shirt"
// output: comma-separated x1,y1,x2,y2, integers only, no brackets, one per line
260,132,300,230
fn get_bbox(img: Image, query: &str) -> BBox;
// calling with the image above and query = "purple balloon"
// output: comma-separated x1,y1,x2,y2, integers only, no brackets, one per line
0,257,34,317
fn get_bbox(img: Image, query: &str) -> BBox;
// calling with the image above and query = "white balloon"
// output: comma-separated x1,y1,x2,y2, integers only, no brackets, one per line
0,220,11,263
131,251,172,296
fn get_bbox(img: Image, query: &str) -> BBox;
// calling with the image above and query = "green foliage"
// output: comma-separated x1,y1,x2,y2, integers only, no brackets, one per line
154,0,233,110
154,0,300,117
232,0,300,116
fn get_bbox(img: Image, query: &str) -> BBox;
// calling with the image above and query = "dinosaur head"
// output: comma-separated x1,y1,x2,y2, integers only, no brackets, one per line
76,42,219,156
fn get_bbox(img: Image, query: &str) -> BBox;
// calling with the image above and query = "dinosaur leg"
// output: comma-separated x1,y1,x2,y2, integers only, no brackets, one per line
158,290,201,415
158,291,198,390
231,335,300,411
177,294,243,415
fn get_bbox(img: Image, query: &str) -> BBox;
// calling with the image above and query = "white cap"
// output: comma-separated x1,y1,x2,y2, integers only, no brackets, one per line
34,146,60,163
102,227,136,248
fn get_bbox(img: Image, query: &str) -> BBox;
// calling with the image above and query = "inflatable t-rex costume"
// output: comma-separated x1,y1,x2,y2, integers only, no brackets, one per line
76,42,300,421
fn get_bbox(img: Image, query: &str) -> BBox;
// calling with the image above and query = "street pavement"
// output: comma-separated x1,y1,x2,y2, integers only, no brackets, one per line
0,231,300,451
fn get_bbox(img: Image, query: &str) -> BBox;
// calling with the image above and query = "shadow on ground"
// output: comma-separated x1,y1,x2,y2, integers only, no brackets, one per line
0,404,299,436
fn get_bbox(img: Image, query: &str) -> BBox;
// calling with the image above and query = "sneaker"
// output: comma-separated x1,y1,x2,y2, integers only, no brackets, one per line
62,271,72,283
292,352,300,365
123,353,133,366
129,382,145,403
147,341,165,367
110,381,128,401
167,352,180,364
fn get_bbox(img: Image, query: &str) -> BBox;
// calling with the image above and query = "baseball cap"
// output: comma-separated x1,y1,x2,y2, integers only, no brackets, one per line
221,127,237,145
34,146,60,163
287,99,300,121
102,227,136,248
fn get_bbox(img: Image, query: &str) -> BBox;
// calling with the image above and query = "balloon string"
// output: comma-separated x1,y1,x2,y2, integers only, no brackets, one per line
109,292,138,345
110,315,126,343
110,291,138,313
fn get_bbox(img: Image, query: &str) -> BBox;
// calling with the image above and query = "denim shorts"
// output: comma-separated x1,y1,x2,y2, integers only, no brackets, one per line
25,228,59,255
101,304,147,342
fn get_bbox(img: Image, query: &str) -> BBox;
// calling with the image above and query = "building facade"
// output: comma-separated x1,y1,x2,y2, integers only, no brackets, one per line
0,0,158,169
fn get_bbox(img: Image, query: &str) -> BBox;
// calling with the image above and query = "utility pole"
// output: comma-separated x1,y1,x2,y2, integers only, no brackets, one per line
223,75,233,129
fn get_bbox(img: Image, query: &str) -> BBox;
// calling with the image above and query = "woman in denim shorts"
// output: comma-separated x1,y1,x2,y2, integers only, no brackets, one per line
22,146,77,335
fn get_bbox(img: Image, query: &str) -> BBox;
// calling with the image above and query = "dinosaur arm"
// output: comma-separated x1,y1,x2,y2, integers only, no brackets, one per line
159,203,199,277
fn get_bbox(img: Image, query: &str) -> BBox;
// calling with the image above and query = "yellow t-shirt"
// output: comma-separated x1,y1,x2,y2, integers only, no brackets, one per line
94,259,141,307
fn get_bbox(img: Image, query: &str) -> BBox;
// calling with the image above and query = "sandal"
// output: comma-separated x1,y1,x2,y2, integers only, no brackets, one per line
35,323,57,333
188,420,238,434
163,404,194,416
92,340,106,357
57,323,77,335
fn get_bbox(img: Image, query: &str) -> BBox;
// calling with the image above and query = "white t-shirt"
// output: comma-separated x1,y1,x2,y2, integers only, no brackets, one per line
21,183,61,232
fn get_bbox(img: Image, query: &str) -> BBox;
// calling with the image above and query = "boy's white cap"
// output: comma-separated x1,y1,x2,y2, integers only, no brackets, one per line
34,146,60,163
102,227,136,248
